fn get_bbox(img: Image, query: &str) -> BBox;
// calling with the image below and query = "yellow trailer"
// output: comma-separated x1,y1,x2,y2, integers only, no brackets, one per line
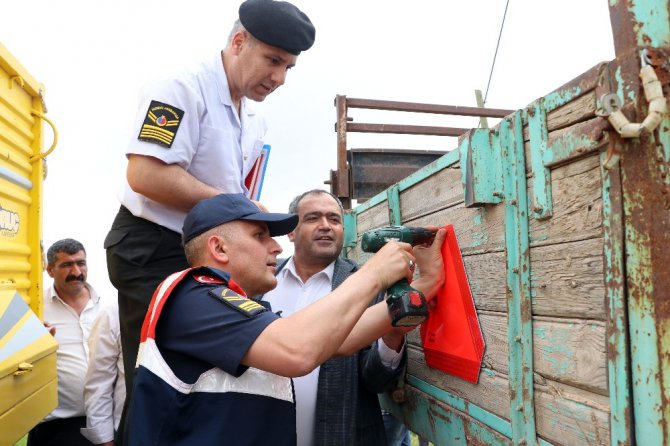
0,43,58,445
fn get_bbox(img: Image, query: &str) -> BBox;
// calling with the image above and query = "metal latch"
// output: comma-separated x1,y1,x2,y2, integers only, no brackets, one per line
14,362,34,376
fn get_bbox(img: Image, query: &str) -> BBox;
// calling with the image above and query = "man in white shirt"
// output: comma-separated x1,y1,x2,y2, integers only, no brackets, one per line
262,190,442,445
80,303,125,446
104,7,316,439
28,239,101,446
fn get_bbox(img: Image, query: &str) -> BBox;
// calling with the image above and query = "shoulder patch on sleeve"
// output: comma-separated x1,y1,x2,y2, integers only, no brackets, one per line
209,286,269,318
138,100,185,148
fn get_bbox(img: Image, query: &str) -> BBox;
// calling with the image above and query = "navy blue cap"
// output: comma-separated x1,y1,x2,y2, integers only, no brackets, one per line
182,194,298,244
239,0,315,55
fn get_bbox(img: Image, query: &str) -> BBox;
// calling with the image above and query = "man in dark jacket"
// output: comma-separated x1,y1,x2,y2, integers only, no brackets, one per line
262,190,444,445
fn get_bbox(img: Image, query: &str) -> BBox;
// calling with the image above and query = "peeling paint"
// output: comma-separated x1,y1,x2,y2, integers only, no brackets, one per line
610,1,670,442
474,213,483,226
471,231,489,248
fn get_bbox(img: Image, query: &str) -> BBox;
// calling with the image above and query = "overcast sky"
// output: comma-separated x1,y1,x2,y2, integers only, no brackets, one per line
1,0,615,302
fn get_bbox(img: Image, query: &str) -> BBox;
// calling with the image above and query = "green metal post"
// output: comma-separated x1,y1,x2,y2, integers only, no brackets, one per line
499,111,537,445
526,100,553,220
600,144,633,445
387,184,402,225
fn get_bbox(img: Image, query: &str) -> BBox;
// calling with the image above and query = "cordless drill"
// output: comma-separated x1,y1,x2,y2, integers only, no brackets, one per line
361,226,436,326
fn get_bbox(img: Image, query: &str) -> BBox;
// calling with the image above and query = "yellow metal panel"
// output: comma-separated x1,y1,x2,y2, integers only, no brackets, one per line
0,44,45,99
0,182,32,204
0,240,30,255
0,279,31,295
0,290,58,443
0,43,45,316
0,378,57,446
0,145,32,177
0,350,56,416
0,43,53,440
0,102,34,151
0,290,58,376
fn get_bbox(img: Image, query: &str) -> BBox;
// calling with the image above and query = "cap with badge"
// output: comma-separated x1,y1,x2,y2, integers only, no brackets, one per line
182,193,298,244
239,0,315,55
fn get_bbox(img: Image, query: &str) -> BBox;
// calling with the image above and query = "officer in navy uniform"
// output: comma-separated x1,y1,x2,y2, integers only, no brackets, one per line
104,2,315,440
124,193,445,445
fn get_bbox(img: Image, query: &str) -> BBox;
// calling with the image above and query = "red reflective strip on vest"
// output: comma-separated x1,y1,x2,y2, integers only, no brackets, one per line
140,268,193,341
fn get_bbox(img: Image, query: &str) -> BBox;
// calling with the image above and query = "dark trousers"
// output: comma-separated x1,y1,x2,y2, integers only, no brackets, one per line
104,206,188,444
27,417,91,446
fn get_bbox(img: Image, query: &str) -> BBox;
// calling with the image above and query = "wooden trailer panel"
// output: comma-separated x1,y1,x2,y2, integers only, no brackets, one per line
337,3,669,444
344,57,630,446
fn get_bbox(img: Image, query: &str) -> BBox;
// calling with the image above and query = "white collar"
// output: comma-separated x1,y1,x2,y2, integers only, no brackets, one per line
48,282,100,304
281,257,335,284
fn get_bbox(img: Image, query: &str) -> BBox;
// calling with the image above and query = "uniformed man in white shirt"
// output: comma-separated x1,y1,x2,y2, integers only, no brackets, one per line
103,2,315,441
28,239,101,446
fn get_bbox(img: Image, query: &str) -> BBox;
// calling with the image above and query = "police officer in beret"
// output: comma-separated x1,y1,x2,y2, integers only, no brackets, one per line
123,193,445,445
103,1,315,442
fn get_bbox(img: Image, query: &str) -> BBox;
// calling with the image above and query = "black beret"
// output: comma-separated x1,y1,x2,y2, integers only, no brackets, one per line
239,0,315,55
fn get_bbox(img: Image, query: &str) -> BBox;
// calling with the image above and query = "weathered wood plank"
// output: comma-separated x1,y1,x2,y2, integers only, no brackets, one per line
530,237,605,319
356,200,390,234
404,205,507,255
408,311,607,395
460,237,605,318
398,386,513,446
545,119,609,168
395,234,604,319
408,349,610,445
529,154,603,244
463,252,507,313
532,317,607,395
399,165,464,222
408,348,511,422
534,380,610,445
522,90,598,143
545,90,598,133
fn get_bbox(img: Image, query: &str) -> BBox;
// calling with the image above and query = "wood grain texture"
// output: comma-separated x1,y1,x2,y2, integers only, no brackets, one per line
408,348,610,445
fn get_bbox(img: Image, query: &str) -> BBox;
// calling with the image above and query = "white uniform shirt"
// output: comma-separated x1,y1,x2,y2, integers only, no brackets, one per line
80,303,125,444
42,283,101,422
263,258,403,446
119,53,268,233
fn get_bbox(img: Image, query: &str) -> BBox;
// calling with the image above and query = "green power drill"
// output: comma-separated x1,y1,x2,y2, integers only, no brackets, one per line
361,225,436,326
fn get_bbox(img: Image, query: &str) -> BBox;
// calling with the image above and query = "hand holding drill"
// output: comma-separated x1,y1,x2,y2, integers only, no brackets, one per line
361,226,442,326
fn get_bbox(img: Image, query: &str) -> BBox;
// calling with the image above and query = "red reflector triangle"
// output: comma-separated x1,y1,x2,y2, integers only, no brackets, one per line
420,224,485,383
